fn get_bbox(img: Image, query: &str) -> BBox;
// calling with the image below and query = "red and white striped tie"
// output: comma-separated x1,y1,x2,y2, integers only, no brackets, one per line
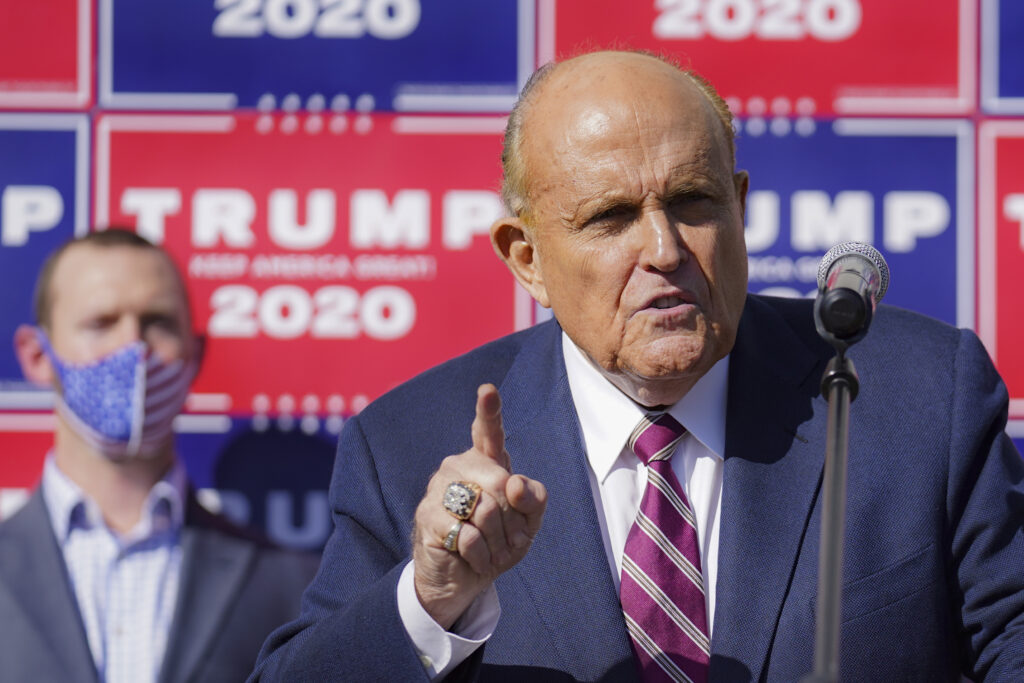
620,412,710,683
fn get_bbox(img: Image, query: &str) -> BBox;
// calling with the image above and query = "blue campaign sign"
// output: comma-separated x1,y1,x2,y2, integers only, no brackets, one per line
982,0,1024,113
738,118,971,329
0,115,89,404
176,414,336,550
100,0,533,112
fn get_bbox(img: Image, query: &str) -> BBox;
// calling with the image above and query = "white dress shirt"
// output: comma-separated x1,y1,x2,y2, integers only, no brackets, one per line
398,332,729,678
41,455,186,683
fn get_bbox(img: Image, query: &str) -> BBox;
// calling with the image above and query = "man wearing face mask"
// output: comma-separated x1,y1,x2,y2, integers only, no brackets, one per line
0,229,319,683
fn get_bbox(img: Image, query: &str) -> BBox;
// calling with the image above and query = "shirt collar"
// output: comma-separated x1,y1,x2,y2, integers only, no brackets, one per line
41,453,188,544
561,332,729,484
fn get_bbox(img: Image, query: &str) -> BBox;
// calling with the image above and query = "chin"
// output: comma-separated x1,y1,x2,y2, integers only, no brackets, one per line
635,335,716,377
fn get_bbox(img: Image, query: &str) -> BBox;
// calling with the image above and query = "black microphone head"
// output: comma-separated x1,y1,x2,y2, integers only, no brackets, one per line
816,241,890,302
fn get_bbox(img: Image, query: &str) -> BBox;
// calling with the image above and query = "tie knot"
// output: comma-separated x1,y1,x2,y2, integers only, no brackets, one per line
629,412,687,465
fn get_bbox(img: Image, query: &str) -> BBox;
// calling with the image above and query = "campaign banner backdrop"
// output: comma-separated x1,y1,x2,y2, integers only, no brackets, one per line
978,121,1024,421
0,0,91,109
177,417,336,550
2,0,1023,542
0,416,335,551
0,115,90,402
981,0,1024,114
740,118,972,328
94,113,525,418
100,0,534,112
543,0,974,116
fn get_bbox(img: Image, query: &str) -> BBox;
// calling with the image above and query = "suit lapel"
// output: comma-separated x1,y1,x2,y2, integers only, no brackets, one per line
711,296,830,678
0,492,98,683
159,500,255,683
498,321,637,680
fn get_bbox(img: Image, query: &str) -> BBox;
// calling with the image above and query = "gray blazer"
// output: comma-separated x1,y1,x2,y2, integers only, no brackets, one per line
0,488,319,683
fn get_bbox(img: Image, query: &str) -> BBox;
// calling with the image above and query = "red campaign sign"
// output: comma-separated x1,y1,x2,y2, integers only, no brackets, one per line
95,113,528,418
541,0,973,115
0,0,91,109
0,424,50,521
0,420,51,486
978,121,1024,421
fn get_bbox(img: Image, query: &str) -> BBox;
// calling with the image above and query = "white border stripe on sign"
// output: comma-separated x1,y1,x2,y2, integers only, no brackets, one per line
536,0,556,66
392,117,508,135
834,0,975,114
0,392,54,410
0,414,57,432
172,415,233,434
977,120,1024,423
516,0,537,89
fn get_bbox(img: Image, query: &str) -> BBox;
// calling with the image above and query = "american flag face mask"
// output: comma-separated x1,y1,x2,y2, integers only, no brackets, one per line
38,332,196,460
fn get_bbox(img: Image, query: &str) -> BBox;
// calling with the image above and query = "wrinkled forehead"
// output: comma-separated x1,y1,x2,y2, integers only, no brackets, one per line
519,56,732,205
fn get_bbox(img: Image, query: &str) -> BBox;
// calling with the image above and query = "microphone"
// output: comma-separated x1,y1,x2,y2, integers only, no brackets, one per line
814,241,890,349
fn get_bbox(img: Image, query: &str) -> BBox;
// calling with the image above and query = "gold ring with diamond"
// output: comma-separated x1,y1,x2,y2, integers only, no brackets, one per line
442,520,463,552
443,481,482,521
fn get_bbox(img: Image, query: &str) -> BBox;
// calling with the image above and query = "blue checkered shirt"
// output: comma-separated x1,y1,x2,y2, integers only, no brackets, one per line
41,455,186,683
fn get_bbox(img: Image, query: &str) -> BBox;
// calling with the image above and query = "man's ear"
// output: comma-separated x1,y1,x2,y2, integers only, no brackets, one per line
490,216,550,308
734,170,750,220
14,325,56,387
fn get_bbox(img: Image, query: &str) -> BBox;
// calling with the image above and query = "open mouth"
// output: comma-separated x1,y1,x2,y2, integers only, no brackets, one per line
649,295,687,309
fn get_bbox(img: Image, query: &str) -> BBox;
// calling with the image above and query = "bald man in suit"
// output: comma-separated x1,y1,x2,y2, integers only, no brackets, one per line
252,51,1024,681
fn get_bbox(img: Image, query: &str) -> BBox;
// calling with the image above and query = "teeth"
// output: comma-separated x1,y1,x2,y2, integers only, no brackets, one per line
652,296,683,309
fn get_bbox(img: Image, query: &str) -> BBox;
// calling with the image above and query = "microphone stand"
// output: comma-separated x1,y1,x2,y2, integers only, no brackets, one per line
802,352,858,683
803,241,886,682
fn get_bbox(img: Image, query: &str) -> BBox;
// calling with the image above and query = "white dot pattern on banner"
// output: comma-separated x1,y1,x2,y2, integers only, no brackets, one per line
795,118,817,136
745,117,767,137
330,115,348,134
307,93,325,112
770,117,792,136
257,93,276,112
305,115,323,134
330,94,350,112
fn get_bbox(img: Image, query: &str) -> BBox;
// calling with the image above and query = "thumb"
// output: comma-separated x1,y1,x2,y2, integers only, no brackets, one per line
507,474,546,537
471,383,510,470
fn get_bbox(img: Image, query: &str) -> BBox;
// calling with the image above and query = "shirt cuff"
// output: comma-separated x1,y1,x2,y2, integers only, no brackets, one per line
396,560,500,680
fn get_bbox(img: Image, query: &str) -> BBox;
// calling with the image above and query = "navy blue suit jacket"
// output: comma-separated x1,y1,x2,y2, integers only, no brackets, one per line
253,294,1024,681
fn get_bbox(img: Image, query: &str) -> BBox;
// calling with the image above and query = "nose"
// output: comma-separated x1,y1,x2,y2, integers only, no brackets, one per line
116,316,144,346
638,209,686,273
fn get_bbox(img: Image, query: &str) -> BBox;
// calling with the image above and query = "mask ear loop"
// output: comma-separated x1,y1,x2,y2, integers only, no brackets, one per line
34,327,68,400
35,327,56,361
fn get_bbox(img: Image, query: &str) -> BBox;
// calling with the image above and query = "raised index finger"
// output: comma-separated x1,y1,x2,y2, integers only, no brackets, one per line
471,383,510,471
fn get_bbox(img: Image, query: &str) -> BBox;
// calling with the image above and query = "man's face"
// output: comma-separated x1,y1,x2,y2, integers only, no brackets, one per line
515,55,748,406
45,244,195,367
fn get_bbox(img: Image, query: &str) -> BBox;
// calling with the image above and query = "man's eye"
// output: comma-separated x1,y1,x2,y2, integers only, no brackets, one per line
667,193,715,219
83,316,117,330
144,316,181,333
587,205,633,226
669,193,711,206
